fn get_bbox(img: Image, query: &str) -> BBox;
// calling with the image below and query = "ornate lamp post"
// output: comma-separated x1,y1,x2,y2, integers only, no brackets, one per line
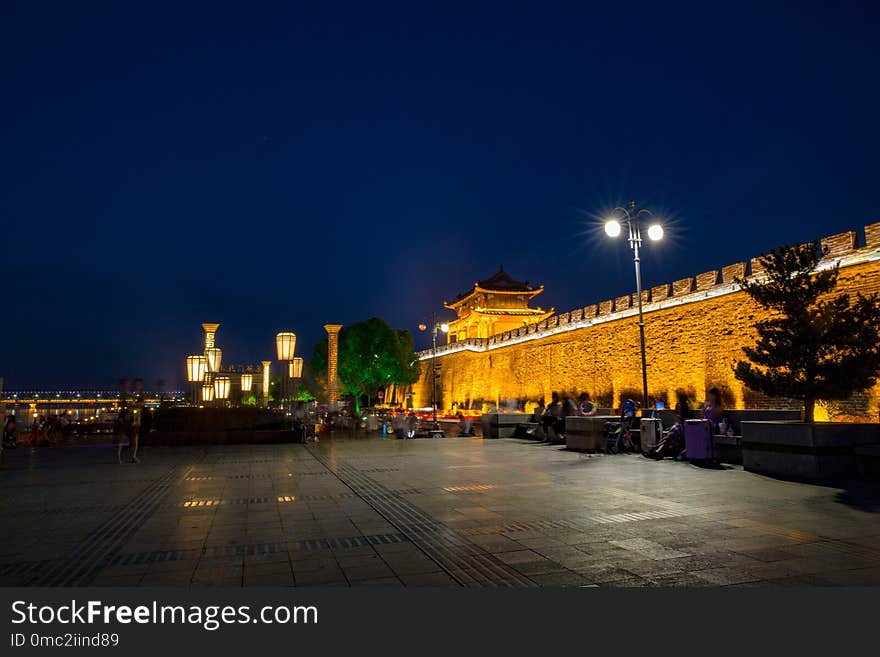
240,373,253,403
604,199,664,410
205,347,222,389
201,383,214,403
289,357,303,413
185,355,207,405
419,314,449,430
213,376,230,405
275,332,296,415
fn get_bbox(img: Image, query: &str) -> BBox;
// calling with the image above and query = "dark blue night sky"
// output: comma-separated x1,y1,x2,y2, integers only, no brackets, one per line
2,1,879,388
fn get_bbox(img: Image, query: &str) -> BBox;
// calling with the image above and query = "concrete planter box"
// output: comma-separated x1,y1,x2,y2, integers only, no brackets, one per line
480,413,530,438
565,416,618,452
741,421,880,482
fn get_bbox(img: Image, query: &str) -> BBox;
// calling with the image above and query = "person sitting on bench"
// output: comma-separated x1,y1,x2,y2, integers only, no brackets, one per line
577,392,598,416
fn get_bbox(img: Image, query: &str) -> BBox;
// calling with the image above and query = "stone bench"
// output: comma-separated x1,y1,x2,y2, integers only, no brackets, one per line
564,416,619,452
480,413,532,439
856,445,880,479
742,421,880,482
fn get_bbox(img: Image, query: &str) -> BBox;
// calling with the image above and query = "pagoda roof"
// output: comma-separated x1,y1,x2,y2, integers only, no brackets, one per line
445,266,543,309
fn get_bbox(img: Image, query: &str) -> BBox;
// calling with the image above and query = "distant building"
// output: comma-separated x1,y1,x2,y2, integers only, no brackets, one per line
444,266,553,342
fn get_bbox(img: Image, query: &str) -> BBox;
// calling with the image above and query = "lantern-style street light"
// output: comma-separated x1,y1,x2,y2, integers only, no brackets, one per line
275,332,297,416
604,199,664,410
186,355,207,404
213,376,230,402
201,383,214,403
419,314,450,432
289,357,304,412
205,347,222,373
240,373,253,398
275,332,297,361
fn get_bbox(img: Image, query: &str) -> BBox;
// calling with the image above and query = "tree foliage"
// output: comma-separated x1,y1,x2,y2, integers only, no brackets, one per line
734,240,880,422
311,318,421,412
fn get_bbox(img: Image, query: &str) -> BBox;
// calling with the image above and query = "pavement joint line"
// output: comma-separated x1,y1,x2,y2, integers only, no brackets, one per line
26,463,196,586
305,445,536,588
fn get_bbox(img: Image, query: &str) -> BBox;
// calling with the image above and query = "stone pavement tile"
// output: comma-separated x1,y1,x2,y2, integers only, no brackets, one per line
776,556,876,576
288,547,335,562
193,559,243,581
570,564,636,584
514,536,568,550
646,572,714,587
757,574,838,586
733,547,799,562
245,550,291,565
527,570,589,587
340,561,396,582
620,558,688,579
609,538,690,560
91,573,144,586
466,534,523,553
692,562,799,586
350,576,404,587
245,561,293,577
95,564,152,579
814,566,880,585
190,577,243,587
495,549,545,565
381,554,443,576
504,558,566,577
532,545,590,562
140,570,194,586
372,542,423,557
293,562,347,586
398,571,460,587
244,571,295,586
147,558,201,574
596,575,652,587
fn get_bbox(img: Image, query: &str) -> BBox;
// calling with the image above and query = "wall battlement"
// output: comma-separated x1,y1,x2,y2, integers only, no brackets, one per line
415,222,880,420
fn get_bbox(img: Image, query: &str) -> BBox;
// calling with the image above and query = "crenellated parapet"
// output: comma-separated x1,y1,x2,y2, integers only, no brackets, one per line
419,221,880,360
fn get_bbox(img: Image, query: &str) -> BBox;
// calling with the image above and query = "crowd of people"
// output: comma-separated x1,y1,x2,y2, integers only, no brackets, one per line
528,391,601,442
523,386,729,458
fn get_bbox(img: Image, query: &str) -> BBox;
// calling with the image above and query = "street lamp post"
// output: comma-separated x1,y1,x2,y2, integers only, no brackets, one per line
185,355,207,405
289,357,303,418
604,199,664,411
419,314,449,430
276,332,297,417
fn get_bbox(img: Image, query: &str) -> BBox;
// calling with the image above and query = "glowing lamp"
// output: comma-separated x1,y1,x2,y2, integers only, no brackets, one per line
186,355,207,383
205,347,222,373
440,323,449,333
240,373,253,393
276,332,296,361
604,219,622,237
418,323,427,331
289,357,303,379
201,384,214,402
213,376,230,400
647,224,664,241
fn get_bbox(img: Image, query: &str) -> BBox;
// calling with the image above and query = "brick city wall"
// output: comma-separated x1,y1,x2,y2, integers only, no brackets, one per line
414,223,880,421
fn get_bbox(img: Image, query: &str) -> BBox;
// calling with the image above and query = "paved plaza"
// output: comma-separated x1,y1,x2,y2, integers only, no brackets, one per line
2,434,880,587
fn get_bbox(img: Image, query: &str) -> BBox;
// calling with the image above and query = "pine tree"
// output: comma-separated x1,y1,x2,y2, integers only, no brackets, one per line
734,240,880,422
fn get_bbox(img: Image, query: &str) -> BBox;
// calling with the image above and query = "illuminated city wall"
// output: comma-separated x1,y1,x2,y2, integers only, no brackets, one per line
413,224,880,421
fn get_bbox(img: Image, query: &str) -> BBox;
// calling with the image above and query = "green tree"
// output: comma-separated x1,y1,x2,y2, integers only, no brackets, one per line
311,318,420,413
734,240,880,422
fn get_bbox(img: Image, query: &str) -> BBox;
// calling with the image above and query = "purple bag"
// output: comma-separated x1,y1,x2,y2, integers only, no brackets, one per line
684,419,714,460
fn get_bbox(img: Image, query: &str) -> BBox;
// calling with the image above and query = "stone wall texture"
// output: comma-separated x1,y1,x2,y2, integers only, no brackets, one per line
415,225,880,421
